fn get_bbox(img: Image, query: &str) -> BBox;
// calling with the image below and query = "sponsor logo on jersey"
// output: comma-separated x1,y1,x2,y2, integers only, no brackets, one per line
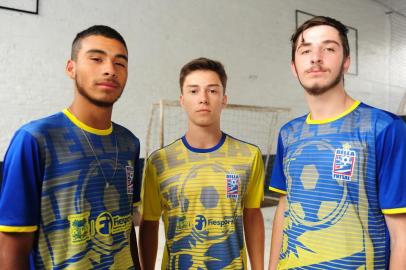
68,212,90,244
333,143,356,181
194,215,207,231
226,172,240,199
126,164,134,195
68,212,132,244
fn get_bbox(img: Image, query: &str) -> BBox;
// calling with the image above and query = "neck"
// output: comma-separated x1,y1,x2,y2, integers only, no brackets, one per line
185,123,222,149
305,86,355,121
69,98,113,130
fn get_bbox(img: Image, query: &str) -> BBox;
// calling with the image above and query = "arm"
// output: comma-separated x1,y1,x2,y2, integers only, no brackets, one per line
268,195,286,270
244,207,265,270
130,224,141,269
139,219,159,270
0,232,34,270
385,214,406,270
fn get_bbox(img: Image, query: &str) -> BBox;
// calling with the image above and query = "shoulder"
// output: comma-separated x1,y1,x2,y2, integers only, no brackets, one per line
147,138,183,162
357,103,404,134
14,112,66,142
112,123,140,144
225,134,262,154
280,114,307,132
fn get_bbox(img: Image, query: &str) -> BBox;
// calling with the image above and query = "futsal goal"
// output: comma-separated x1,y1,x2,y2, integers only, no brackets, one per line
144,99,291,186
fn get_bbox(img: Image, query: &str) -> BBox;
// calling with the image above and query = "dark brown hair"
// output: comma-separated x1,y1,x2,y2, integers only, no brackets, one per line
179,57,227,93
291,16,349,61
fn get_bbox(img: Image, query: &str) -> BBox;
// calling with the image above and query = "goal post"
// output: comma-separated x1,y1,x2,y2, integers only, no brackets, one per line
145,99,291,181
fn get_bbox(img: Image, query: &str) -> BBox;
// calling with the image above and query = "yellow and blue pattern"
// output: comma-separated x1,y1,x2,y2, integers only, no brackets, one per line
269,101,406,269
0,110,141,269
142,133,264,270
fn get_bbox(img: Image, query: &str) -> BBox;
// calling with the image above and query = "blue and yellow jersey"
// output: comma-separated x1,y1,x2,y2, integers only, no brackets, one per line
142,133,264,270
0,109,141,269
269,101,406,269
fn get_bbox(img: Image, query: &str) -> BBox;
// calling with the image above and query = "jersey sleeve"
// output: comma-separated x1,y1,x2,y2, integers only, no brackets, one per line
268,133,287,195
244,148,265,208
141,157,162,221
376,118,406,214
0,129,42,232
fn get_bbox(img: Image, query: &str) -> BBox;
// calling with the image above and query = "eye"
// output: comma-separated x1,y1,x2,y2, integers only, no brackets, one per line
190,89,197,94
115,62,127,68
209,89,218,94
325,47,335,52
90,57,102,62
300,49,310,55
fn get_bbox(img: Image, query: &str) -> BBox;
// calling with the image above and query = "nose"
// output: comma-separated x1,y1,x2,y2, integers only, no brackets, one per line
199,90,209,104
310,50,323,65
103,60,117,77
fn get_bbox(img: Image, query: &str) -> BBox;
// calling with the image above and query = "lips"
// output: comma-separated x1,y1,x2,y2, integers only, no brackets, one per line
96,80,120,89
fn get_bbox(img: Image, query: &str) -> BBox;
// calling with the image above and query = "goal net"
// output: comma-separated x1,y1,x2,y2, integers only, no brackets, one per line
145,99,291,181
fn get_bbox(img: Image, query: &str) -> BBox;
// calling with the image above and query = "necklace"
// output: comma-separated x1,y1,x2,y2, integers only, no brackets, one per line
80,128,119,188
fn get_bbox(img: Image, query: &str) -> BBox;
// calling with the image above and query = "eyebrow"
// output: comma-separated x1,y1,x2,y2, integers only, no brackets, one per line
297,40,341,51
86,49,128,62
185,84,221,88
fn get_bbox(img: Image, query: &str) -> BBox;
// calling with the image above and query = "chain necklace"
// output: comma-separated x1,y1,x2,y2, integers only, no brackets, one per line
80,128,118,188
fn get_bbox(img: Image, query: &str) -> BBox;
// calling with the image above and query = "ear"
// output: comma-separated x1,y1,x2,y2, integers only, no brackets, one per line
65,59,76,79
222,94,228,108
290,61,298,78
179,94,184,108
342,56,351,73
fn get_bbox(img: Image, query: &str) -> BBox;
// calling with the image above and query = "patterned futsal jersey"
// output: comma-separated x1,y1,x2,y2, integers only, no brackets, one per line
269,101,406,269
142,133,264,270
0,109,141,269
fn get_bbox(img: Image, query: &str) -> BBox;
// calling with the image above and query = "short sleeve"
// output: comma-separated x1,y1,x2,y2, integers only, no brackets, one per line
244,148,265,208
0,129,42,232
141,157,162,221
376,118,406,214
268,133,287,195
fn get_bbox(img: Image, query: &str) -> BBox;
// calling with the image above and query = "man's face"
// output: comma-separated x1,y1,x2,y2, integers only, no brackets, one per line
180,70,227,129
291,25,350,96
66,35,128,107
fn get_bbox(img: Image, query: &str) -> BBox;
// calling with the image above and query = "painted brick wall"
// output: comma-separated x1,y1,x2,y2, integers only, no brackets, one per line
0,0,396,158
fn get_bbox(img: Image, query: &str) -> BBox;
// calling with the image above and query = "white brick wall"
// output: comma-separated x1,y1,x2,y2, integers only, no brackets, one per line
0,0,396,157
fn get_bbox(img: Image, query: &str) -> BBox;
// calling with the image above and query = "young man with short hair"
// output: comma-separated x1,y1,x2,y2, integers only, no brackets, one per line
139,57,265,269
268,16,406,269
0,25,141,269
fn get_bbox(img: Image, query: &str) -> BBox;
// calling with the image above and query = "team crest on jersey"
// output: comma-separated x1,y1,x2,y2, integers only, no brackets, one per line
68,212,90,244
126,164,134,194
333,143,356,181
226,172,240,199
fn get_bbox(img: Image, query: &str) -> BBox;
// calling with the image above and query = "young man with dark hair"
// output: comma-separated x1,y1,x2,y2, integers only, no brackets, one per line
139,57,265,269
268,16,406,269
0,25,141,269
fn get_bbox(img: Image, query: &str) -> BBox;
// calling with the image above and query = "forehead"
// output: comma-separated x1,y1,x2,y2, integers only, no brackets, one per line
297,25,341,46
183,70,222,86
77,35,128,56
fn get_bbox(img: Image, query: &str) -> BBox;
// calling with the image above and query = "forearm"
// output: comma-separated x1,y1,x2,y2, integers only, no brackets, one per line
139,219,159,270
268,195,286,270
389,241,406,270
130,225,141,269
386,213,406,270
244,208,265,270
0,232,34,270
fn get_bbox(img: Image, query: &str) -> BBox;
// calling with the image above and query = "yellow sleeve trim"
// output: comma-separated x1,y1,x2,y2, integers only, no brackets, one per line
142,215,161,221
133,201,141,207
269,186,287,195
63,109,112,135
0,225,38,232
382,207,406,214
306,100,361,124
